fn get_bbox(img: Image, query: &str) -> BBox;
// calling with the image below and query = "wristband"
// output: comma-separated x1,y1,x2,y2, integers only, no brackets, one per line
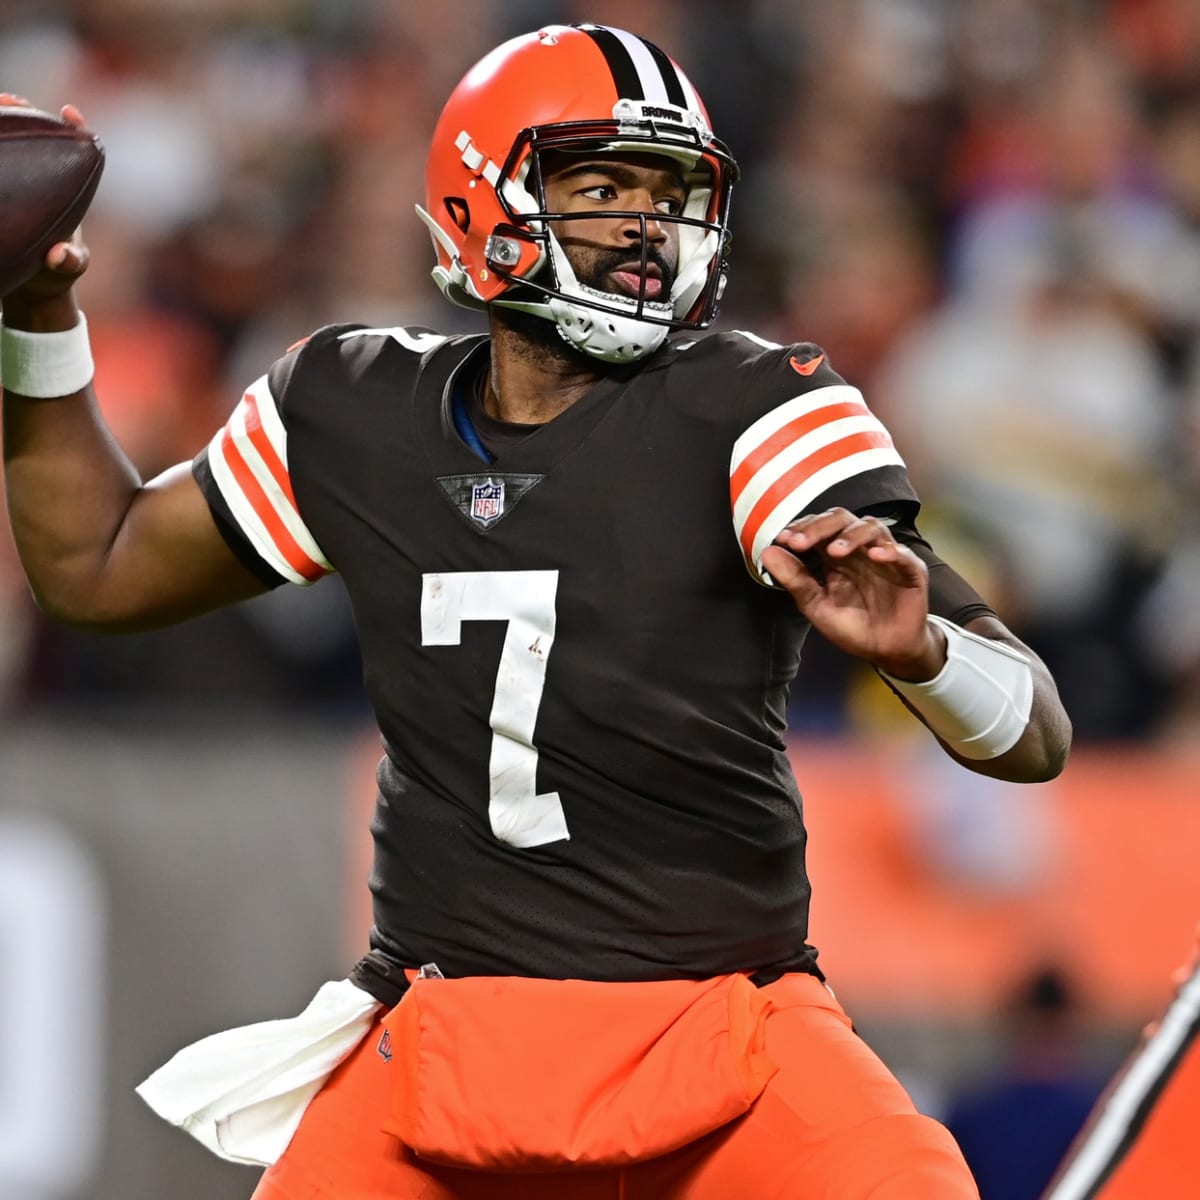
0,312,94,398
880,614,1034,760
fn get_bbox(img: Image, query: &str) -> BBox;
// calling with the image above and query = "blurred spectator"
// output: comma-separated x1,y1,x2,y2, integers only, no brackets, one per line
1132,353,1200,745
878,259,1180,739
870,30,1192,739
946,30,1200,350
944,966,1108,1200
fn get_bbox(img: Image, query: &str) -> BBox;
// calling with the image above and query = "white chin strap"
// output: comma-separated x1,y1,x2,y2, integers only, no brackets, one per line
495,233,675,363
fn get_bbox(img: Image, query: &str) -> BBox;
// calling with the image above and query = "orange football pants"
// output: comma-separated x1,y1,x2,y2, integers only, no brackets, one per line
252,973,978,1200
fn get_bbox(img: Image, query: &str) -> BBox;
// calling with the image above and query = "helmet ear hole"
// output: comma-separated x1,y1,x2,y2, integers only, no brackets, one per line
444,197,470,233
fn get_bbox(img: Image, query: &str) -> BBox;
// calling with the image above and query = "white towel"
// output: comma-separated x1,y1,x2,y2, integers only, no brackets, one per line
136,979,383,1166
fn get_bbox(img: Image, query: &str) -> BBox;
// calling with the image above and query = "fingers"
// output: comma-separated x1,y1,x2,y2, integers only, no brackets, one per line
0,94,88,128
761,543,813,590
774,507,894,558
772,507,927,586
46,238,89,276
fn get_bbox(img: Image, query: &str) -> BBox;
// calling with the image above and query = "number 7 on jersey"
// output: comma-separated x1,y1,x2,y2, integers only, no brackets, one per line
420,570,569,848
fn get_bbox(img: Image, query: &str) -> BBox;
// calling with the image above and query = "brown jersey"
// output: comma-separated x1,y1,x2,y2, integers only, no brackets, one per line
194,325,919,982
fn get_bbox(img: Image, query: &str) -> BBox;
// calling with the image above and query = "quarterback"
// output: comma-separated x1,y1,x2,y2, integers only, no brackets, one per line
1,23,1070,1200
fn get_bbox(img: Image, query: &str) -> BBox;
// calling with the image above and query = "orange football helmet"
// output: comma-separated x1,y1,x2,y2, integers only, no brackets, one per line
417,24,738,362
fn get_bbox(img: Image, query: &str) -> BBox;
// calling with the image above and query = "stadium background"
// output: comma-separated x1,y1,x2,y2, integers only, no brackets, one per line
1,0,1198,1197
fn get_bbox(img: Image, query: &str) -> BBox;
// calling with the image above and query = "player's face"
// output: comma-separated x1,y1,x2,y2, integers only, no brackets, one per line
539,151,687,301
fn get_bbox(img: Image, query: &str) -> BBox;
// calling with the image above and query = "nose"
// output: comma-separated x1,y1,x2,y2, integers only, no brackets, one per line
619,194,668,245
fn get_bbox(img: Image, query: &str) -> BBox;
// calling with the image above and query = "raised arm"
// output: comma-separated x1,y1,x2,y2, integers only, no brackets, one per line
1,103,270,633
764,508,1072,783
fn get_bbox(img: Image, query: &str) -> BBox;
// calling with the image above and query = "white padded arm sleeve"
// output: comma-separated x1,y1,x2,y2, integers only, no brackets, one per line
879,615,1034,760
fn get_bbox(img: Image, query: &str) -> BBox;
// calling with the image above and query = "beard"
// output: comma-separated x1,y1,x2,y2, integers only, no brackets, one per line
556,239,676,301
490,234,678,366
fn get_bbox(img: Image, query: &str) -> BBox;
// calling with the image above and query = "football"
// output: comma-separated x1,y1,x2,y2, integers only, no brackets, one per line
0,105,104,298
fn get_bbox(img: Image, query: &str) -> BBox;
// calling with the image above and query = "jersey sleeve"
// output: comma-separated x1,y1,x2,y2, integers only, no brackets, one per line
192,337,336,587
888,516,997,627
723,333,916,582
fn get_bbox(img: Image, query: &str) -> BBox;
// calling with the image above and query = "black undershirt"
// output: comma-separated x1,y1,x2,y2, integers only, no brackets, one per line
465,367,542,458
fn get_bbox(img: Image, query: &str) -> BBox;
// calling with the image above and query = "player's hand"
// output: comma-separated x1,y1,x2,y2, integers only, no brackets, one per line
0,95,91,311
762,508,945,680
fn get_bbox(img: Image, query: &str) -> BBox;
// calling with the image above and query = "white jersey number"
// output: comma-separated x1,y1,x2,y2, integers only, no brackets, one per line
420,570,568,848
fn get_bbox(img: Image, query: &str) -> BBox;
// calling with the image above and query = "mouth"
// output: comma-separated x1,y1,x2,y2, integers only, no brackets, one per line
609,262,665,301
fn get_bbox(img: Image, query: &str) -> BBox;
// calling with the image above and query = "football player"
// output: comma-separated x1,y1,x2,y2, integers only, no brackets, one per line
0,23,1071,1200
1042,937,1200,1200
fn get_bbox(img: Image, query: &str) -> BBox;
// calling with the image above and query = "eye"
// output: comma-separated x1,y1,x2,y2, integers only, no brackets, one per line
580,184,619,202
656,195,685,216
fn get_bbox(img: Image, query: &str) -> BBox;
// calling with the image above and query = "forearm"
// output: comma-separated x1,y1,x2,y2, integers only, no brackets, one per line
883,616,1072,783
2,291,268,630
4,390,147,622
2,292,144,619
765,511,1073,782
941,631,1072,783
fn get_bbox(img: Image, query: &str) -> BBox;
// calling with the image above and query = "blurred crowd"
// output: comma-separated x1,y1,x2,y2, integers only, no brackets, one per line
2,0,1200,742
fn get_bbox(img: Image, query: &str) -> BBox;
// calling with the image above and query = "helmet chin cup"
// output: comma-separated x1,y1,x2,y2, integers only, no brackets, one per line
492,276,672,364
547,294,670,363
546,233,670,362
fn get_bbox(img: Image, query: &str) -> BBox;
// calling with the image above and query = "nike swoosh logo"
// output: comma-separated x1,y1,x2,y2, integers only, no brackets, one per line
789,353,825,376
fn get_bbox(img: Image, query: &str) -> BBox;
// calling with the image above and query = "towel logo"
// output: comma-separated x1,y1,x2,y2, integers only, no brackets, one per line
377,1028,393,1063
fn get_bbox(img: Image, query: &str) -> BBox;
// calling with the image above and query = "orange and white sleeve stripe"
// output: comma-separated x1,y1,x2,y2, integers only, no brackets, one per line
205,375,334,585
730,384,905,582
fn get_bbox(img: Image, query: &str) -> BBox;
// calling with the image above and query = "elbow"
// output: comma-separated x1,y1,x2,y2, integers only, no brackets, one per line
1002,670,1073,783
31,592,107,632
1023,739,1071,783
949,713,1073,783
27,566,212,633
1032,705,1074,782
1044,733,1072,781
26,578,78,626
27,577,136,634
1002,713,1074,784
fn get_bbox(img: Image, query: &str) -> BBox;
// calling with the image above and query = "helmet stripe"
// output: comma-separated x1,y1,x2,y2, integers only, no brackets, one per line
579,25,645,101
676,69,704,116
579,25,697,111
640,40,689,109
604,27,678,106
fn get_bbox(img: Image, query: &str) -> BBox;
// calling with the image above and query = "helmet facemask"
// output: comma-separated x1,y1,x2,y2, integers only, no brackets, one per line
418,113,736,364
481,120,734,363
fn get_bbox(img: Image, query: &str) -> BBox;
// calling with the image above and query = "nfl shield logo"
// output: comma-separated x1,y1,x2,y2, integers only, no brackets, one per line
471,478,505,526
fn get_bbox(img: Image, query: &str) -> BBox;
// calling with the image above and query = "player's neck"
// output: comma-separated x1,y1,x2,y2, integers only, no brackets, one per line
485,309,607,425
